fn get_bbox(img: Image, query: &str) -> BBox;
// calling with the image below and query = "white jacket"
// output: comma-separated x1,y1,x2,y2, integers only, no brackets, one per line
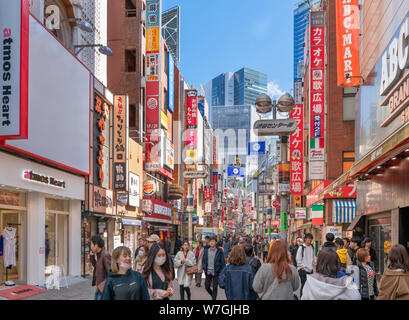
301,273,361,300
174,250,196,287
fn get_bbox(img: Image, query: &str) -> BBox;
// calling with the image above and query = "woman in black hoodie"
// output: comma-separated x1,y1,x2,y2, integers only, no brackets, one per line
101,246,150,300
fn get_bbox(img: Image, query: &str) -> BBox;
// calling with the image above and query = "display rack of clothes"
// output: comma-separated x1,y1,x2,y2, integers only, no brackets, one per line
1,225,17,286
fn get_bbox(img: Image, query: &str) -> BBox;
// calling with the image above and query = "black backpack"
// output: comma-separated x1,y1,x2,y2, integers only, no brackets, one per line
301,244,314,259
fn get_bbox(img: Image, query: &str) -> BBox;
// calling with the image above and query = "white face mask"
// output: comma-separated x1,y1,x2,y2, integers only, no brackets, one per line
119,262,131,271
139,250,145,257
155,257,166,266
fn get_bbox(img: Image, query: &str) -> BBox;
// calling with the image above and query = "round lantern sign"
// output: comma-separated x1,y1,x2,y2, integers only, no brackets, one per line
143,180,156,196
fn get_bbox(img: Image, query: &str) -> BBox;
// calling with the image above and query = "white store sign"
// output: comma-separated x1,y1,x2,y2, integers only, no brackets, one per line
309,160,325,180
129,172,140,207
0,0,29,139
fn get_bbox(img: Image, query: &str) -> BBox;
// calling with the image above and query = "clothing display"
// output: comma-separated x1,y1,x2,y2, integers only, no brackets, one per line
3,228,16,267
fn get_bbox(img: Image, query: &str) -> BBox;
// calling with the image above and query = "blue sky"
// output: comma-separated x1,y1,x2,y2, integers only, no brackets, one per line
162,0,300,98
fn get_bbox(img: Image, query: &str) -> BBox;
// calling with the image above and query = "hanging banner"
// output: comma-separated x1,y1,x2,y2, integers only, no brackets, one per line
186,89,198,129
311,204,324,226
290,104,303,195
0,0,29,140
336,0,360,87
309,11,326,180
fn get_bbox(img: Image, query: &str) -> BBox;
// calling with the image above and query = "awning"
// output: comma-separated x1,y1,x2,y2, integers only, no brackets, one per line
347,213,365,231
332,199,356,224
319,122,409,197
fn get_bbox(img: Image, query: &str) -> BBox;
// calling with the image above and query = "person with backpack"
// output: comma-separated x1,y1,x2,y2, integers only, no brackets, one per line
244,244,261,274
296,233,315,298
335,238,348,271
253,240,300,300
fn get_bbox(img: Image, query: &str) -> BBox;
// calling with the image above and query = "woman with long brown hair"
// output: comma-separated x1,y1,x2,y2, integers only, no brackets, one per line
142,243,175,300
253,240,300,300
377,244,409,300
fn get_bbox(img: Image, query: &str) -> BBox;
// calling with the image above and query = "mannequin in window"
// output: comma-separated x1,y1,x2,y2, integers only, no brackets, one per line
3,224,16,268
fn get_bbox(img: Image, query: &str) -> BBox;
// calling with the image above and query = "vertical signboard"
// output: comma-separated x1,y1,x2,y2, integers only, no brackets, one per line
290,104,303,195
94,94,110,188
0,0,29,140
129,172,140,207
336,0,360,87
145,0,162,172
114,95,128,191
168,52,174,113
186,89,198,129
309,11,326,180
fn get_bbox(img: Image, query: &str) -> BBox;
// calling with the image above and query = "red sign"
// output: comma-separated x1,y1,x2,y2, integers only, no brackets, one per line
310,17,326,162
271,220,280,227
186,90,198,129
142,199,171,222
306,180,357,207
336,0,360,87
204,186,212,200
272,200,280,208
290,104,303,195
234,195,238,210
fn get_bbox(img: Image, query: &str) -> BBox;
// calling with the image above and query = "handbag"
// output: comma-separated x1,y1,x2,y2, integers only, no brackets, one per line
186,265,198,275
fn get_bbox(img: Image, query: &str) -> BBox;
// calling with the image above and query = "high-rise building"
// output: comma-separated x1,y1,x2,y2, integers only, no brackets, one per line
234,68,267,105
294,1,309,81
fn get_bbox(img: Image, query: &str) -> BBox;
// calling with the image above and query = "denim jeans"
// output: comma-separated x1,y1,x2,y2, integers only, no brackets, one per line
94,290,103,300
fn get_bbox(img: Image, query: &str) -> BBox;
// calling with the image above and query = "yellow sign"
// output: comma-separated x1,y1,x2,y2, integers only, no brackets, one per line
294,195,302,208
161,110,168,129
233,157,242,167
146,27,160,53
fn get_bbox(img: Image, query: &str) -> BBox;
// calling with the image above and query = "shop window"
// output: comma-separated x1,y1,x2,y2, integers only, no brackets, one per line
125,0,136,17
342,151,355,173
129,104,136,128
125,49,137,72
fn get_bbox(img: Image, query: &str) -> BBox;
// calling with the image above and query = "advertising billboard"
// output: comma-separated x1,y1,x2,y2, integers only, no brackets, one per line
0,0,29,140
290,104,303,195
168,52,174,113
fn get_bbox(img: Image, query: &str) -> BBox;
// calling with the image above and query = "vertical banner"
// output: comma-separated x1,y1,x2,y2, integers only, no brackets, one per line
184,89,198,165
290,104,303,195
94,94,110,187
113,95,128,191
145,0,162,172
168,52,174,113
0,0,29,140
311,204,324,226
336,0,360,87
309,11,326,180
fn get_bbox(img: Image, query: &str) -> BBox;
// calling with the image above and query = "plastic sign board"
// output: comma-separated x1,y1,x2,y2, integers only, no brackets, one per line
253,119,297,136
143,180,156,196
0,0,29,140
290,104,304,195
295,207,306,220
336,0,360,87
183,171,208,179
248,142,266,155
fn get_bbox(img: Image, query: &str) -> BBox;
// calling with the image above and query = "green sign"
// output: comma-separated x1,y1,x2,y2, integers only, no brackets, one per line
280,211,288,231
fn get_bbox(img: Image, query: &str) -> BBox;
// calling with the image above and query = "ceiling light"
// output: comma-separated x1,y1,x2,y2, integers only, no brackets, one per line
406,149,409,152
377,166,381,169
392,157,397,160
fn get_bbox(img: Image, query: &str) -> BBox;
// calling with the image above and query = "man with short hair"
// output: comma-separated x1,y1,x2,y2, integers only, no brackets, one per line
204,236,211,249
90,235,111,300
164,235,172,254
296,233,315,298
343,237,350,249
348,237,361,266
289,238,299,267
322,232,337,252
202,236,225,300
146,234,160,249
134,237,146,258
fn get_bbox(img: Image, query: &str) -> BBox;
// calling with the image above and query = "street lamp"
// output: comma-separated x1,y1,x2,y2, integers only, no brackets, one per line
74,44,113,56
254,92,295,245
61,18,93,33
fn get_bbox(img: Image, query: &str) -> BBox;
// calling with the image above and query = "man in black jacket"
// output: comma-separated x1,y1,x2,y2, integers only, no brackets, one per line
348,237,361,265
289,238,300,267
202,237,226,300
322,233,337,252
244,244,261,274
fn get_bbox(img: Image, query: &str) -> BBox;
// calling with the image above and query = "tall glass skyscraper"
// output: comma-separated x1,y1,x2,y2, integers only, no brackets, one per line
234,68,267,105
294,1,309,81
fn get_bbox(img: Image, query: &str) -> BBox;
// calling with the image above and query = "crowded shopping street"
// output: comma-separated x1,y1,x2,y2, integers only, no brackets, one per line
1,0,409,311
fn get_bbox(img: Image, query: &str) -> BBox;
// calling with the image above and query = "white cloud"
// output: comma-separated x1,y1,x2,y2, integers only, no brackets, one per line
267,81,285,99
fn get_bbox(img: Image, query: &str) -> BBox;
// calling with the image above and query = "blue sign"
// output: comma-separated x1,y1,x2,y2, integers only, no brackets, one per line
168,52,174,113
227,166,245,177
146,0,160,27
313,115,321,138
248,142,266,155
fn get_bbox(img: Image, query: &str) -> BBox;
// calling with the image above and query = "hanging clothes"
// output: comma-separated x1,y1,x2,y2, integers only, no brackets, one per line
3,228,16,267
0,234,4,256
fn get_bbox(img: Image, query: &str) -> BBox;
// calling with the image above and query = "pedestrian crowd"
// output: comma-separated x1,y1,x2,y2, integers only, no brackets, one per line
87,231,409,300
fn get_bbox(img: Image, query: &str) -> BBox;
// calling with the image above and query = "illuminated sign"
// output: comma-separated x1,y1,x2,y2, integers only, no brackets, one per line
23,170,65,188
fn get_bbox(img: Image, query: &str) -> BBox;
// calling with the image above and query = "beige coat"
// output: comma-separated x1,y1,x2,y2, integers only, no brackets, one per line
196,247,204,273
377,269,409,300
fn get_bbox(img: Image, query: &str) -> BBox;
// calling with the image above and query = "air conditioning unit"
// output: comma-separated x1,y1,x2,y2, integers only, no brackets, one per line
140,76,146,88
141,10,146,23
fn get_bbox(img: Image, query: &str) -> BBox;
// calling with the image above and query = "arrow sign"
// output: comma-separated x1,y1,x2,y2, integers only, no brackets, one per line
253,119,297,136
183,171,208,179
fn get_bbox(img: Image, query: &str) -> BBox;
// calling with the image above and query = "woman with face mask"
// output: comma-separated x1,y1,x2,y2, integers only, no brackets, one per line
134,244,149,273
101,246,150,300
174,241,196,300
142,243,175,300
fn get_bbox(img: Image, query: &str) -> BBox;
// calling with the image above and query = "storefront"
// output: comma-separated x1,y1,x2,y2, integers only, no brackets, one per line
0,151,84,286
142,198,173,241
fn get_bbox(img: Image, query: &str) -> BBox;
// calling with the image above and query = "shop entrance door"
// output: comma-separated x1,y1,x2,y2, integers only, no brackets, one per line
368,217,392,275
0,210,26,284
45,213,68,275
399,207,409,255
